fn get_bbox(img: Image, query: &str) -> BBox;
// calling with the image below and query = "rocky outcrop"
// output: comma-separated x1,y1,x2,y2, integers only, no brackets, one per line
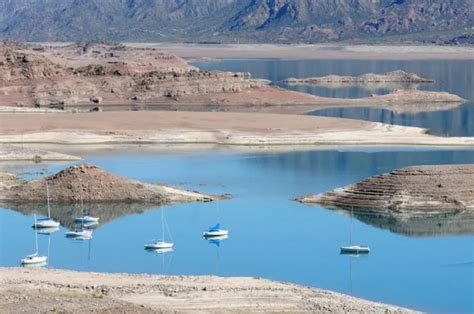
0,46,65,81
0,164,225,204
0,43,268,108
284,70,434,85
297,164,474,213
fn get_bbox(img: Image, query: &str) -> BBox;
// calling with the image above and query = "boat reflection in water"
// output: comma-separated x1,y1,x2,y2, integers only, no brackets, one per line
36,226,59,235
205,234,228,275
146,245,174,275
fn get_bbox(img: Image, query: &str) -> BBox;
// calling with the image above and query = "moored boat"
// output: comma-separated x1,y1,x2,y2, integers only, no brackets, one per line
203,223,228,237
33,183,60,229
22,215,48,267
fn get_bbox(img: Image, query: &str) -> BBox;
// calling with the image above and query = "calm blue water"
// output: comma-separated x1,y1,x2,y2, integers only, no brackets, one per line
1,147,473,313
193,59,474,137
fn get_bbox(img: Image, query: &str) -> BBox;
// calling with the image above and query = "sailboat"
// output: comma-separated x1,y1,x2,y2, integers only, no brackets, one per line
74,197,99,224
203,224,228,237
203,202,228,238
33,183,60,229
21,215,48,266
145,206,174,250
340,207,370,255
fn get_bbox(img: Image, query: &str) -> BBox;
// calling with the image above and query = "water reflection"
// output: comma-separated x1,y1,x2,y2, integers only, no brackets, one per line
2,202,156,229
193,59,474,100
351,210,474,237
194,59,474,137
310,102,474,136
206,234,228,276
2,148,473,313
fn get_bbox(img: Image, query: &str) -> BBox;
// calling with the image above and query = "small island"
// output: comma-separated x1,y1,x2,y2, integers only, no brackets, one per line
0,164,224,204
284,70,434,85
297,164,474,213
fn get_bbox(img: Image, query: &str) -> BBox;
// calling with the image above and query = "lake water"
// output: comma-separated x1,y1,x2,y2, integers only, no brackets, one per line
1,146,473,313
193,59,474,137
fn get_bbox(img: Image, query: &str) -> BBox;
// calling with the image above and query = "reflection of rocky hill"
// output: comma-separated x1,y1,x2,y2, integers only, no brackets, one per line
333,207,474,237
1,202,157,229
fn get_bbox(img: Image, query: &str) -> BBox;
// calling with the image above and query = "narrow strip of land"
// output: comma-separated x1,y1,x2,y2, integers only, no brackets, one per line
0,111,472,146
130,43,474,60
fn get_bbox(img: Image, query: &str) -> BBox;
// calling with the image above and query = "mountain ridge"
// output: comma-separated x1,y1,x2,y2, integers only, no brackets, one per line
0,0,472,44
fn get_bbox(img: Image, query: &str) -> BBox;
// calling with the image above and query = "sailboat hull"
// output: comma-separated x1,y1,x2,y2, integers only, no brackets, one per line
203,230,229,237
21,255,47,265
340,246,370,254
145,242,174,250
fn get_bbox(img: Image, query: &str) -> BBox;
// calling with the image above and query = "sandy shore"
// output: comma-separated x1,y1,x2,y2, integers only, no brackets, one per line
128,43,474,60
0,268,417,313
0,111,473,147
0,144,80,161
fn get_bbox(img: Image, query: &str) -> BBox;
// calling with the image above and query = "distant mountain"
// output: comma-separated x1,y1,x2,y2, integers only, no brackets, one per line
0,0,472,44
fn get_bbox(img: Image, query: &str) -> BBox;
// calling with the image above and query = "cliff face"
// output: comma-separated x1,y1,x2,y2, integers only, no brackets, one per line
0,42,266,108
0,0,472,43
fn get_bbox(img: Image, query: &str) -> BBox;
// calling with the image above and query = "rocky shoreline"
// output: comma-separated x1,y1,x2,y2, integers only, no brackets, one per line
0,268,417,313
297,164,474,213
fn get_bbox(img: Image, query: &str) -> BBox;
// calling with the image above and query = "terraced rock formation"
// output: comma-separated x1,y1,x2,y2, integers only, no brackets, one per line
297,164,474,213
0,42,266,109
0,164,224,204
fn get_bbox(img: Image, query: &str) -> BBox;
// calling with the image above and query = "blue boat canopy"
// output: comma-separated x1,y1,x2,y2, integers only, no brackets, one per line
208,223,220,231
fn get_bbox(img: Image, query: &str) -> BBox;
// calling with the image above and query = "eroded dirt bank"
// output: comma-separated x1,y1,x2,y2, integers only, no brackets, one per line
0,268,417,313
298,164,474,212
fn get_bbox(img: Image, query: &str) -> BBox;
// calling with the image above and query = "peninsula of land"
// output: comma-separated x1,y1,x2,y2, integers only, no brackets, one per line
0,111,473,148
0,268,417,313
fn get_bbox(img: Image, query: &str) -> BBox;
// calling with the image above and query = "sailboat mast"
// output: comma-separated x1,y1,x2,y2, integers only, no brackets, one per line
34,214,39,254
46,183,51,218
161,206,164,241
350,206,353,245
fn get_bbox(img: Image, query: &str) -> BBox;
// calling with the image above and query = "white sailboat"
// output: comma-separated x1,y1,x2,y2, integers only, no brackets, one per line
22,215,48,266
340,207,370,255
203,223,228,237
203,203,228,238
145,206,174,250
33,183,60,229
74,197,99,224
